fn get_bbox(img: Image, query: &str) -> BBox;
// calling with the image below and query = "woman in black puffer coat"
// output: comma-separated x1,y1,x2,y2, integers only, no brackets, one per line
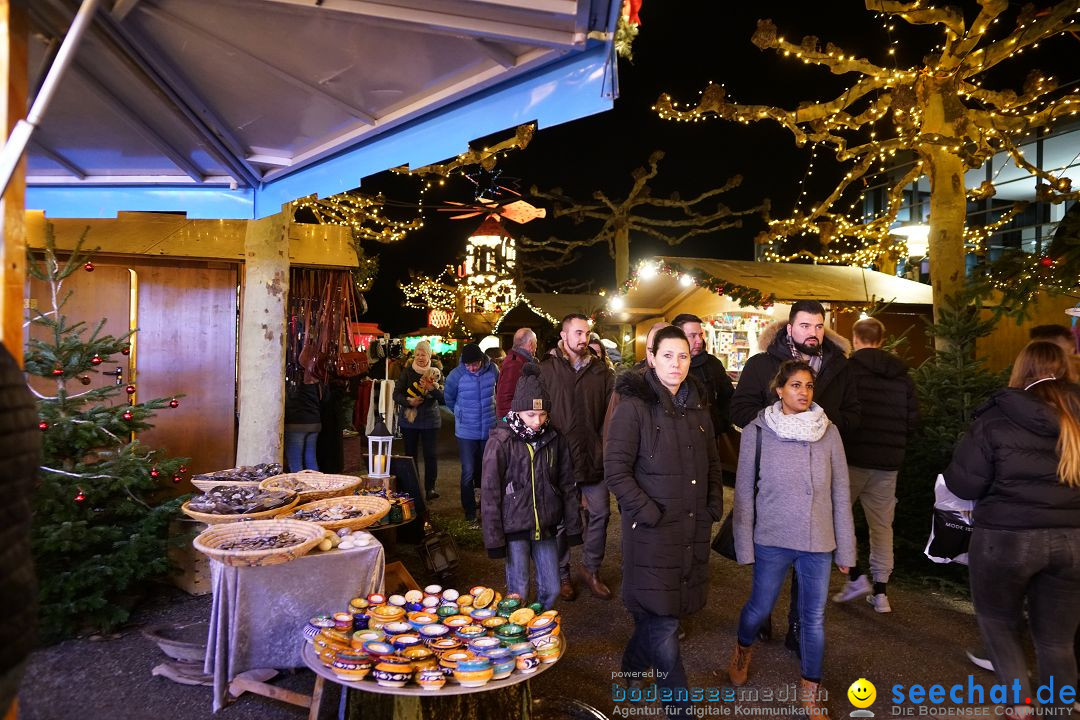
605,326,723,717
946,341,1080,717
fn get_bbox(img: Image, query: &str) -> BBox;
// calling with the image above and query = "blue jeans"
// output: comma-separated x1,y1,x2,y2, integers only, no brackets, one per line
457,437,485,520
737,544,832,682
284,431,319,472
621,611,692,717
403,428,438,494
506,538,561,610
969,527,1080,712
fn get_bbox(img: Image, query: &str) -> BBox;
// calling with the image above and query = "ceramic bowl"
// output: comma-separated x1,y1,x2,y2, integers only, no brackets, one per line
481,616,508,633
455,594,474,609
303,615,336,644
401,645,437,671
318,644,340,668
418,623,450,643
424,584,443,596
441,588,460,603
508,641,535,656
404,589,424,605
330,649,373,681
382,621,412,637
443,615,471,629
388,594,407,607
508,608,535,626
497,598,521,615
533,635,562,663
351,612,369,631
348,597,370,612
371,657,413,688
367,593,386,606
332,612,354,632
421,595,440,609
438,649,475,682
453,661,494,687
389,632,422,652
405,602,423,612
467,636,502,655
361,640,395,660
351,630,382,649
428,636,462,655
407,611,439,630
493,623,526,645
436,604,460,619
515,650,540,674
485,648,516,679
469,608,495,621
416,666,446,691
528,602,544,614
455,625,485,642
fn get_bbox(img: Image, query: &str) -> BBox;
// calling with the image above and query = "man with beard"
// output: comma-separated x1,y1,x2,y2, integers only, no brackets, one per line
729,299,859,655
541,313,615,601
672,313,735,439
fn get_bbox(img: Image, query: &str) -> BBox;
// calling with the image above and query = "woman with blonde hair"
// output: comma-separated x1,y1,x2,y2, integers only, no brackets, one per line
946,340,1080,717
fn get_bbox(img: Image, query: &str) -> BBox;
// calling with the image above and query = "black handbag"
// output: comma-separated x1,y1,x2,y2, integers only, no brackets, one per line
711,425,761,561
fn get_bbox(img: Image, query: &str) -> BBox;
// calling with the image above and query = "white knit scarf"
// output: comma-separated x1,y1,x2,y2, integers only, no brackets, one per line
762,401,830,441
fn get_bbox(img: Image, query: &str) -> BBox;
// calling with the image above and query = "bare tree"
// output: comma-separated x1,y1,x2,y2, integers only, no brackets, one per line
523,150,769,287
655,0,1080,318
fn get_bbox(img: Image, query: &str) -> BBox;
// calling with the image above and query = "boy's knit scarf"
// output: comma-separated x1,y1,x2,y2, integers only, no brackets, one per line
761,401,830,442
506,411,547,442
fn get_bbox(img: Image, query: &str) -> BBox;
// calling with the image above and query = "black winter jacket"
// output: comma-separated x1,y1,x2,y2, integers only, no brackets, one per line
844,348,919,470
481,423,583,557
284,382,322,430
605,371,723,618
689,352,735,436
393,365,444,430
730,322,860,435
0,343,40,678
539,345,614,485
945,386,1080,530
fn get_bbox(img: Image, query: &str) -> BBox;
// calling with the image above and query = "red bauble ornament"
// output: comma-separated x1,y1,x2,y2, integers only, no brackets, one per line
122,410,134,421
178,465,189,474
38,421,49,431
78,375,92,385
172,476,182,484
121,346,130,356
90,355,103,365
84,261,94,272
1040,257,1054,268
125,384,136,395
150,468,160,478
51,367,63,376
75,490,86,503
169,398,180,408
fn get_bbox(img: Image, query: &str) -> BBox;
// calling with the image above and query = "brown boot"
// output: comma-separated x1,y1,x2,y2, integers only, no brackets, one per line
799,678,827,716
559,579,577,601
581,570,612,600
727,643,753,686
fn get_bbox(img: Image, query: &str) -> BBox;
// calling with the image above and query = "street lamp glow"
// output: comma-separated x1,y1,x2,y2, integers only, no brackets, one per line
609,295,626,312
891,222,931,257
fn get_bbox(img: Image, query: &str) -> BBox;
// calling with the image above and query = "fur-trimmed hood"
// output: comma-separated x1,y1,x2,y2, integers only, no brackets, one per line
615,368,707,412
757,320,851,356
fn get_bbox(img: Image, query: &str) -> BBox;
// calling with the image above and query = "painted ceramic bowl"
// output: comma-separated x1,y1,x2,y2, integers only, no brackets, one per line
481,616,508,633
404,589,424,605
438,649,476,681
303,615,336,644
455,594,474,609
416,666,446,691
361,640,395,660
351,612,369,631
453,656,494,687
528,602,544,614
508,641,535,656
421,595,441,610
401,645,437,671
441,588,460,603
367,593,386,606
330,649,373,681
383,621,412,637
371,657,413,688
332,612,354,632
472,587,496,610
493,623,526,644
455,625,485,642
387,594,407,607
389,633,423,652
496,598,521,615
405,602,423,612
436,604,461,619
467,636,502,655
351,629,382,649
468,585,487,597
424,584,443,596
318,644,340,668
368,605,405,630
486,648,516,679
508,608,535,626
418,623,450,643
428,636,462,655
348,597,370,612
533,635,562,663
407,611,439,630
515,650,540,674
469,608,496,621
442,615,471,629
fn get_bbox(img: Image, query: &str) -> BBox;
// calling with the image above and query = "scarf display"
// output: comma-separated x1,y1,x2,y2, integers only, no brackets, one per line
506,411,547,442
762,401,830,442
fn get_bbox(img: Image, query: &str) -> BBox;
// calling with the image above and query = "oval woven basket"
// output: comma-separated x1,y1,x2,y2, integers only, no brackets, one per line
192,518,325,567
259,470,363,503
276,495,391,531
191,478,261,493
181,494,299,525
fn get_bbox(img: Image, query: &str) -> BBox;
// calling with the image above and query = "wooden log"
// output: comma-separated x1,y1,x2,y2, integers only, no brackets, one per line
343,681,532,720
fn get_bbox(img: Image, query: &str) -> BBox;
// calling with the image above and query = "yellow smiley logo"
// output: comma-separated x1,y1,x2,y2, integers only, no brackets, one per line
847,678,876,708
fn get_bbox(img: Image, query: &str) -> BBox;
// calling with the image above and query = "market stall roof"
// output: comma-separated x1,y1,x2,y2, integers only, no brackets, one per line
23,0,618,219
616,257,933,324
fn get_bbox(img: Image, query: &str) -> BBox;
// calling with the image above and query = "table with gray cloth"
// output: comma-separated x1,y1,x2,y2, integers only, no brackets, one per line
204,541,385,711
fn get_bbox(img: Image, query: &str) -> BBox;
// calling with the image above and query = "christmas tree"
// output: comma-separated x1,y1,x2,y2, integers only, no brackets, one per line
26,227,188,639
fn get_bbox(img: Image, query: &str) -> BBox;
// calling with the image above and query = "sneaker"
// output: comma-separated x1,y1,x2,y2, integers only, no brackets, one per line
965,650,994,672
867,593,892,613
832,574,872,603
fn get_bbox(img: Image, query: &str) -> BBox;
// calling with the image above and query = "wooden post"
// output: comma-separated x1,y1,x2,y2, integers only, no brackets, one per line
235,211,290,465
0,0,26,363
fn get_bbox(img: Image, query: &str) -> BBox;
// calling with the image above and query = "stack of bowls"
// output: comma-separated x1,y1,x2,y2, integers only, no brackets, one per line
453,656,494,687
371,656,413,687
330,649,373,681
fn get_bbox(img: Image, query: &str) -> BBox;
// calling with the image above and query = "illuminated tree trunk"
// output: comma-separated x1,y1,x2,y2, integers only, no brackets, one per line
614,222,630,287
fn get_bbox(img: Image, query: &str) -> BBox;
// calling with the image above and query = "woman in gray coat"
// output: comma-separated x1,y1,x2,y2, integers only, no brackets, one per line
727,360,855,715
606,325,723,717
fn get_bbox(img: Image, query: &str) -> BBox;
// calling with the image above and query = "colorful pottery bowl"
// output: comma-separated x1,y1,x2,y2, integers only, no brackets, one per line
508,608,535,626
441,588,460,603
416,666,446,691
528,602,544,614
508,641,535,656
481,616,508,633
351,612,369,631
442,615,471,629
515,650,540,674
428,636,462,655
348,597,370,612
407,611,439,630
404,589,424,605
496,598,521,615
330,649,373,681
455,624,486,642
436,604,460,619
361,640,395,660
383,621,412,637
468,636,502,655
367,593,386,606
438,649,475,681
493,623,527,644
333,612,354,632
401,645,437,671
389,633,423,652
351,630,381,649
486,648,516,680
387,594,407,607
469,608,496,621
421,595,441,609
303,615,336,644
453,657,494,687
371,657,413,688
456,594,474,609
418,623,450,643
533,635,562,663
424,584,443,596
318,644,340,668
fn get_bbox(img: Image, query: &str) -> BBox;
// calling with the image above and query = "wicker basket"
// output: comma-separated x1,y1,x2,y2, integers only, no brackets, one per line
191,478,261,493
181,494,299,525
192,518,325,567
276,495,391,531
259,470,362,503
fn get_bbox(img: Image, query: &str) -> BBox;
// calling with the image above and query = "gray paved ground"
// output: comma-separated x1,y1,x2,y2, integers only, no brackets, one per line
19,421,1016,720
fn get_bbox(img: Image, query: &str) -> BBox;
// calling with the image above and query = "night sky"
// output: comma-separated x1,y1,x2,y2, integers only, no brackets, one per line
357,1,1075,334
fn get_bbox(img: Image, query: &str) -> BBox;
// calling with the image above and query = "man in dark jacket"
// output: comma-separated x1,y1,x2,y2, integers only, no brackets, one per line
730,299,860,434
672,313,734,436
541,313,614,601
832,317,918,614
495,327,537,419
0,343,41,718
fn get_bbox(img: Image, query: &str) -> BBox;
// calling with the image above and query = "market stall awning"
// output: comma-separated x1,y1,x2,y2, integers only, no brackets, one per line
22,0,618,219
616,257,933,323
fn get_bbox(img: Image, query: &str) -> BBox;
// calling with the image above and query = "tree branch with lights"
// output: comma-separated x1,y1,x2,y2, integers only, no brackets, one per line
655,1,1080,318
522,150,770,287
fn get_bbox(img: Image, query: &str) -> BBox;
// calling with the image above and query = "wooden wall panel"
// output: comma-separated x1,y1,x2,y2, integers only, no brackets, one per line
977,293,1079,372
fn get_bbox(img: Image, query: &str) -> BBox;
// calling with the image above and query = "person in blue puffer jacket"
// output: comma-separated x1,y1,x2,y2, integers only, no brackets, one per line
444,343,499,523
